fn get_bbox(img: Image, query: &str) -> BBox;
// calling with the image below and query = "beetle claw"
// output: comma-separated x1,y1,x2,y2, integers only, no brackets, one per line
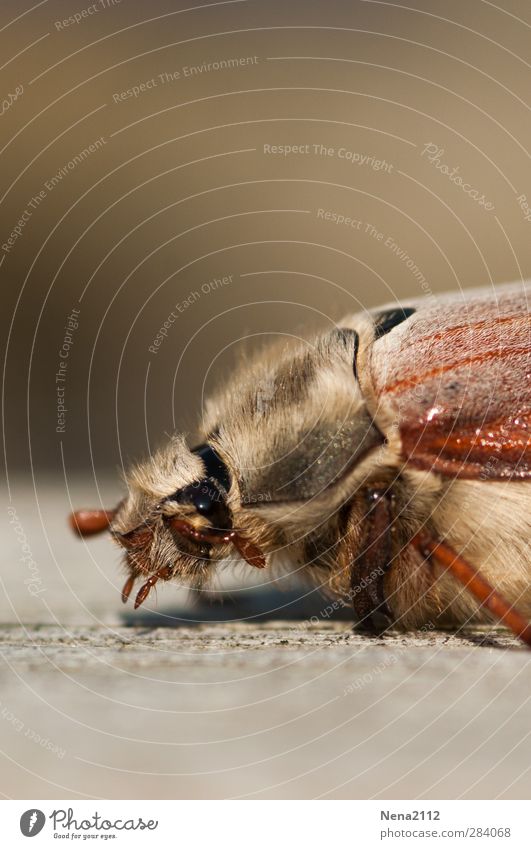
134,578,156,609
121,574,136,604
132,566,173,609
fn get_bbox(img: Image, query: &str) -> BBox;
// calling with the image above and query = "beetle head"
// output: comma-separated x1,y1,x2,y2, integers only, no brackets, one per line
69,435,265,606
70,325,384,608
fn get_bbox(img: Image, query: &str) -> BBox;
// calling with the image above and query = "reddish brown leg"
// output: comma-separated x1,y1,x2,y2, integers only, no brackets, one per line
413,530,531,648
350,486,394,632
133,566,173,610
121,574,136,604
232,534,266,569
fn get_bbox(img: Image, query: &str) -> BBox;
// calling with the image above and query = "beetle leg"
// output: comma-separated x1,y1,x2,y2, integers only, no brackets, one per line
133,565,173,610
121,574,136,604
232,534,266,569
413,531,531,648
350,486,395,632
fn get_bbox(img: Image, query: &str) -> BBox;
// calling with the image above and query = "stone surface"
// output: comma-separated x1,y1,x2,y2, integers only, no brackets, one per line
1,480,530,799
1,621,529,800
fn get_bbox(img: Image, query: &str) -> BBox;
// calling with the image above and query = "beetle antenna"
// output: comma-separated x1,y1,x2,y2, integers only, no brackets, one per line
69,509,116,536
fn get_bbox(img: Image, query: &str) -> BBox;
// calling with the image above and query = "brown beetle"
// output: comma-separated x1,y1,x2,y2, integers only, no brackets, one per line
71,282,531,646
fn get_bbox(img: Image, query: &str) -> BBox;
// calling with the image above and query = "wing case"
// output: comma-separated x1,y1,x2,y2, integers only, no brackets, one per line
368,283,531,479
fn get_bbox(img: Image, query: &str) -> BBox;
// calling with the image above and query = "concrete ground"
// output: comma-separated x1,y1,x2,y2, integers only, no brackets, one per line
2,479,530,799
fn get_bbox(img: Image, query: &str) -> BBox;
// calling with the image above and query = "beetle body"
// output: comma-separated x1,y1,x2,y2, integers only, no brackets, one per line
71,281,531,644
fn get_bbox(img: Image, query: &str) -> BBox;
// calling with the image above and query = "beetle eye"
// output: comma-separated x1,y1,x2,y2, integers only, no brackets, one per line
168,480,221,517
191,488,214,516
166,478,231,531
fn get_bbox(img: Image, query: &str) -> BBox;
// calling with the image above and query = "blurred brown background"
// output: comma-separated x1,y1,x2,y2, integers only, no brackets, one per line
2,0,531,481
2,0,531,803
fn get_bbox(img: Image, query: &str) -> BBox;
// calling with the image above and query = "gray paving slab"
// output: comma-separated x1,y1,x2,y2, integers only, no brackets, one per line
1,480,530,799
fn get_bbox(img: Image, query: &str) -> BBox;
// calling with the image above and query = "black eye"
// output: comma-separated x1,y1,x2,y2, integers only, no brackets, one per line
191,488,214,516
192,442,231,493
170,481,214,514
167,479,231,530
